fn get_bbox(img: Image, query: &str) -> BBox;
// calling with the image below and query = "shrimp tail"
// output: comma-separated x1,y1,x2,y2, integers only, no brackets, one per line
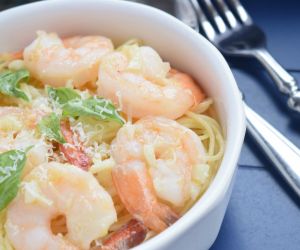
141,203,178,232
155,204,179,226
112,161,179,233
59,120,92,170
93,219,148,250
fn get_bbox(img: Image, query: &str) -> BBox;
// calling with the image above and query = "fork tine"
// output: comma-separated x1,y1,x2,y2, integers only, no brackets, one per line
175,0,200,32
215,0,238,29
229,0,252,24
189,0,216,41
202,0,227,34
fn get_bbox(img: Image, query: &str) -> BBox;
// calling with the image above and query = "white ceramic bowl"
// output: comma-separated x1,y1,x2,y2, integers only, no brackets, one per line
0,0,246,249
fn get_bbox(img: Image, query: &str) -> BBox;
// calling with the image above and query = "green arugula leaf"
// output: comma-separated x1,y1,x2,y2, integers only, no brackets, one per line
0,149,28,211
0,69,30,101
62,97,125,124
38,113,66,144
47,86,80,105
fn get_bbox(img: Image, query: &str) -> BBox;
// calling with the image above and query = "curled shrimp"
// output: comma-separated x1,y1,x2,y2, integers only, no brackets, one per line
0,107,49,177
97,44,204,119
0,107,44,131
111,116,207,232
24,31,114,88
6,162,117,250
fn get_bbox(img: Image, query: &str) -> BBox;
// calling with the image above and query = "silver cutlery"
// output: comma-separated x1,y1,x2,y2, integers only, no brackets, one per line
244,102,300,197
188,0,300,113
175,0,199,32
175,0,300,197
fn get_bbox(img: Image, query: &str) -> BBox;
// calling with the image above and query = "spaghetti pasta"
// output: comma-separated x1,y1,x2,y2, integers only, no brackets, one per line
0,35,224,250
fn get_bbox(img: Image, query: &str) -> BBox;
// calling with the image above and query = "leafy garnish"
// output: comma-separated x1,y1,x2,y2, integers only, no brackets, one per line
62,97,125,124
38,113,66,144
0,69,30,101
47,86,80,105
0,149,28,211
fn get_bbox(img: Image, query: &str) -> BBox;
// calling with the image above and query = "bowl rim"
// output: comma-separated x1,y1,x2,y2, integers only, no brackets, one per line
0,0,246,249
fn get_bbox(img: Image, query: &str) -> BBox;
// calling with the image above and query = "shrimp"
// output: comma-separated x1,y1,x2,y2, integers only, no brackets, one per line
92,219,148,250
24,31,114,88
0,107,49,177
59,120,92,171
97,44,205,119
0,107,45,131
5,162,117,250
111,116,207,232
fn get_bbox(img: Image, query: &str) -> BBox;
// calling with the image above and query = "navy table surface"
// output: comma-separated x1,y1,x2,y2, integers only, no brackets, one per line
1,1,300,250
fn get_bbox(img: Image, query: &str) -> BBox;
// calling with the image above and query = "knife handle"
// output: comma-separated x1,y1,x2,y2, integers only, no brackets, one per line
245,103,300,196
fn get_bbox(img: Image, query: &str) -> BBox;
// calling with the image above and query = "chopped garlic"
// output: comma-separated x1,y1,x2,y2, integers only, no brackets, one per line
90,158,115,174
190,182,202,201
22,181,53,206
8,60,25,71
0,115,22,132
115,91,123,112
65,79,74,88
192,164,210,184
143,144,156,168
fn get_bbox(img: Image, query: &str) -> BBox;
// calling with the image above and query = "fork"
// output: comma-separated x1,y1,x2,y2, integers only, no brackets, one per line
175,0,300,197
188,0,300,113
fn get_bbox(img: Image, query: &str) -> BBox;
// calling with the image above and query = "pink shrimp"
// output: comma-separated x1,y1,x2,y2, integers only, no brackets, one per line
97,44,204,119
24,31,114,88
111,116,207,232
59,120,92,171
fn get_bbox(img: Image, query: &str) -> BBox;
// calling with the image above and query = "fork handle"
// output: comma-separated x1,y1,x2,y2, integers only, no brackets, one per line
253,48,300,112
245,103,300,196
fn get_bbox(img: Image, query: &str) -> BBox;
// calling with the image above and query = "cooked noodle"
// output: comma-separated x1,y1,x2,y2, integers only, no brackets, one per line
177,99,224,214
0,46,224,249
